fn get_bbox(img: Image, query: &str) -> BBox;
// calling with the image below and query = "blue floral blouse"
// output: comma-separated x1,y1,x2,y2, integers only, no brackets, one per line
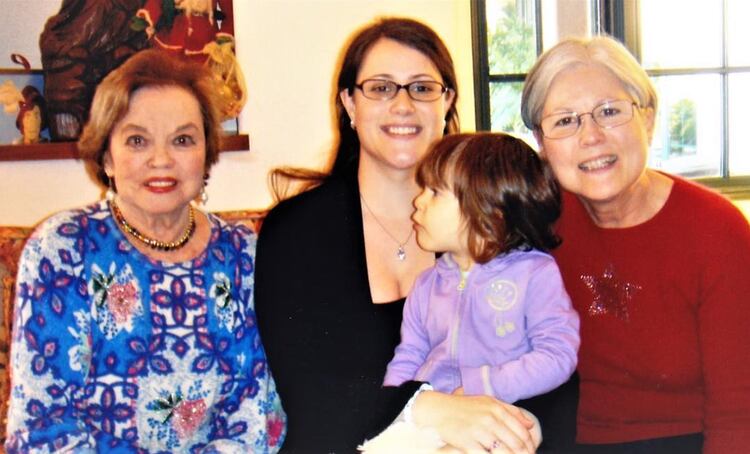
5,201,286,453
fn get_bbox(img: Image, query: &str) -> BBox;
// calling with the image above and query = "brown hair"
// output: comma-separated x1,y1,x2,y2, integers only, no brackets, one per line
271,17,459,199
78,48,222,187
416,133,561,263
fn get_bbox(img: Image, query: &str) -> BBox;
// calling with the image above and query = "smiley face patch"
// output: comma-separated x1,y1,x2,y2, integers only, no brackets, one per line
485,280,519,337
486,279,518,311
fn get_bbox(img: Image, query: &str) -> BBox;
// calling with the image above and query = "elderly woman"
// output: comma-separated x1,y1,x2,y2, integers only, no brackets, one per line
522,36,750,453
5,49,285,453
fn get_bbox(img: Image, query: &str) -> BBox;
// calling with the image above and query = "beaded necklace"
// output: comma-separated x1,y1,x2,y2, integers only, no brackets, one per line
110,200,196,251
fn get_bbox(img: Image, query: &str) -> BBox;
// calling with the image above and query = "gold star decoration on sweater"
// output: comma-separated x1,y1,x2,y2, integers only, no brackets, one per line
581,264,642,321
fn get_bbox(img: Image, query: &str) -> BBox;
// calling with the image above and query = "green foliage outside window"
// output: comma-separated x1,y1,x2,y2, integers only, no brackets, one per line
668,99,697,155
488,3,535,73
488,2,535,135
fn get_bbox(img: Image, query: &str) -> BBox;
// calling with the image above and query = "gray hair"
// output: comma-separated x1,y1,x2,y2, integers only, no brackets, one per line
521,35,657,130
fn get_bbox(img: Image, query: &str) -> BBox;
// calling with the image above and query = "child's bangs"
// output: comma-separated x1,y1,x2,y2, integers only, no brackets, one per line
417,155,450,189
416,136,466,190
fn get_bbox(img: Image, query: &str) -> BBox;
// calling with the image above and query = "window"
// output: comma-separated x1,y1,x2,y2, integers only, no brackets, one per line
472,0,750,198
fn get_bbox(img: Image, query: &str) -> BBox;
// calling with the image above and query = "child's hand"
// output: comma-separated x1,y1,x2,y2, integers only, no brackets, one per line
452,387,464,395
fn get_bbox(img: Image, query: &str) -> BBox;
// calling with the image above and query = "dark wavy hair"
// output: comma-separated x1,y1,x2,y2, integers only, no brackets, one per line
416,133,561,263
271,17,459,199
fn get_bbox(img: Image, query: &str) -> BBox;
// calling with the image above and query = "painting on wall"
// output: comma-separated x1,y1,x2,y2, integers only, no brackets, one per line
39,0,149,141
0,0,243,146
131,0,246,128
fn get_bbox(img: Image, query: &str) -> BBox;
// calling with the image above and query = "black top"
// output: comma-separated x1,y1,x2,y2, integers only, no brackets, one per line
255,168,420,453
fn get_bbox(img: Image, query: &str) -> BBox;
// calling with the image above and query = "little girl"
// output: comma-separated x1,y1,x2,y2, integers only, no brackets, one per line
383,132,580,447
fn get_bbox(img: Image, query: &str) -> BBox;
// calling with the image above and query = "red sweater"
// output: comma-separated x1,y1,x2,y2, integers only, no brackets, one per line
553,176,750,452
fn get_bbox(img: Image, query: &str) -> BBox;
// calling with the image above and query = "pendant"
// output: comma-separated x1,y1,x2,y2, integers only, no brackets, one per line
397,245,406,261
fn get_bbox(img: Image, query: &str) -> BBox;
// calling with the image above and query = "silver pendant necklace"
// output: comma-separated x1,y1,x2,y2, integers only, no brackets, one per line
360,194,414,261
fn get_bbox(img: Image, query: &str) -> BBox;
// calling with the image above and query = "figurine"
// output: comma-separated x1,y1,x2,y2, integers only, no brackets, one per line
0,80,47,145
204,38,246,120
16,86,47,144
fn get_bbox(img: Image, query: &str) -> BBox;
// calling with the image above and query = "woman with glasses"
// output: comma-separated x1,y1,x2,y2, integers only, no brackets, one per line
522,35,750,453
255,18,544,452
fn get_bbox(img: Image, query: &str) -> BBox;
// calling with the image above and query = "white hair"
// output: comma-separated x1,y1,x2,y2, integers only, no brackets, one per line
521,35,657,130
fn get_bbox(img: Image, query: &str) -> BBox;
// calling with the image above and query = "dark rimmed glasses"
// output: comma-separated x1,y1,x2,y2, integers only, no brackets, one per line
354,79,449,102
539,100,641,139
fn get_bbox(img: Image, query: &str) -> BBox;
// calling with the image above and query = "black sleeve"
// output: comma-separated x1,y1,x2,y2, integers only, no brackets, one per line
254,190,424,451
516,372,579,452
365,381,423,440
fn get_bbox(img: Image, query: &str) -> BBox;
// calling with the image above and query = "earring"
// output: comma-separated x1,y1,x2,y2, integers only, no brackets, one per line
200,174,209,205
106,176,116,201
350,119,356,130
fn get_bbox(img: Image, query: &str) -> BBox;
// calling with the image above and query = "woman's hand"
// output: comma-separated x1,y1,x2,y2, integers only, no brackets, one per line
412,391,537,453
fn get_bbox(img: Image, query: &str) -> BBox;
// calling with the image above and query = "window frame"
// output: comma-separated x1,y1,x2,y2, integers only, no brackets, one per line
471,0,750,199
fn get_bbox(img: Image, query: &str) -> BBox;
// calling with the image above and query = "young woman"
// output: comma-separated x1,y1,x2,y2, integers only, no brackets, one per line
255,18,539,453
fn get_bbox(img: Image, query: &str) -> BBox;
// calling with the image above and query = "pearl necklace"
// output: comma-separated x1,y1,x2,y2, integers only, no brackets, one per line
110,200,196,251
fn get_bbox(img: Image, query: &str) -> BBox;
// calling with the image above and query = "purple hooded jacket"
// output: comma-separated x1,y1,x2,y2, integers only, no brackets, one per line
384,250,579,403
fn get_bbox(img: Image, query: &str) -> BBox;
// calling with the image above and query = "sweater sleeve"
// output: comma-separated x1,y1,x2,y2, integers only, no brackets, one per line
383,273,432,387
697,207,750,453
460,259,580,403
5,215,94,453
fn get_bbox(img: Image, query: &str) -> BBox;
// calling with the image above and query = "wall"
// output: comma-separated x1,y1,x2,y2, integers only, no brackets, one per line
0,0,475,226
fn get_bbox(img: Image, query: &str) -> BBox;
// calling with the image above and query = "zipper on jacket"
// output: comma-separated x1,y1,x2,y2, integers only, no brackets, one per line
457,269,469,291
450,269,470,362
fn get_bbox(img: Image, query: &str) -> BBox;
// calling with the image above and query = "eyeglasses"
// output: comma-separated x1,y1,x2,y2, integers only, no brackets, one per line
354,79,449,102
539,100,640,140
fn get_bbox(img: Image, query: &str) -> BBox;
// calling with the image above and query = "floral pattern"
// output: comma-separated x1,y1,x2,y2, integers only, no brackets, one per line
90,262,143,339
5,201,286,453
211,272,238,331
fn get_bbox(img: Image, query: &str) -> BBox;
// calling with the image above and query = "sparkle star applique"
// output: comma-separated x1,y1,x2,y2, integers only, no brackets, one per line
581,265,641,321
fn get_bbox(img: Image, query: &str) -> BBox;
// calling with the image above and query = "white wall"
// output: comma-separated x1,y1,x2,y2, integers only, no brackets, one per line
0,0,475,226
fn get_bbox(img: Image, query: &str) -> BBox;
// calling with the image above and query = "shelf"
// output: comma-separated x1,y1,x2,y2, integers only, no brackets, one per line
0,134,250,162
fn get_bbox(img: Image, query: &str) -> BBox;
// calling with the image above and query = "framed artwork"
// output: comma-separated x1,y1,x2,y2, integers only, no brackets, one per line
0,0,245,158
